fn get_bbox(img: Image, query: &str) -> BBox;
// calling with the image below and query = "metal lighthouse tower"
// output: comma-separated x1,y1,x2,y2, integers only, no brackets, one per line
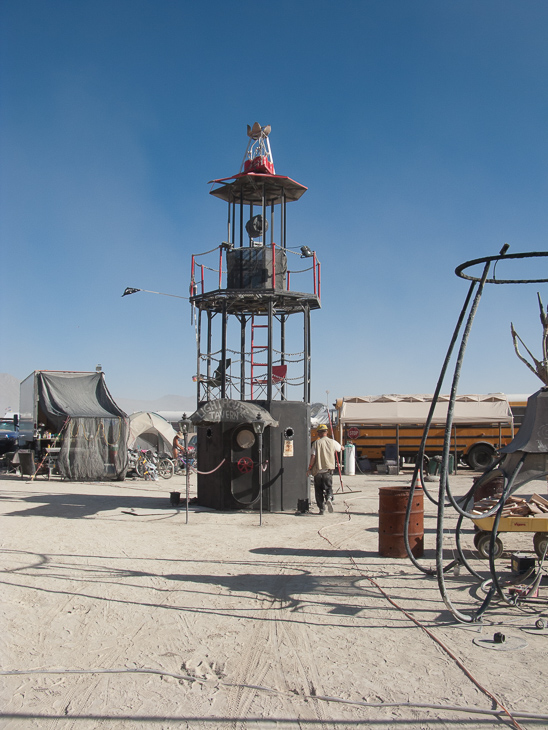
189,123,321,511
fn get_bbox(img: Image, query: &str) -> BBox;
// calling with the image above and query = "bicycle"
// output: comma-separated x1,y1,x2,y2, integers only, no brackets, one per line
172,452,196,475
130,449,174,480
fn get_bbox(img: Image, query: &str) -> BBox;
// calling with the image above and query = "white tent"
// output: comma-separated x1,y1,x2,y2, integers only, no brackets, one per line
339,394,513,426
128,412,177,453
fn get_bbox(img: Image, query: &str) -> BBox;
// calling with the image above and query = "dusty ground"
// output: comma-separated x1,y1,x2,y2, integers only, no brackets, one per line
1,467,547,729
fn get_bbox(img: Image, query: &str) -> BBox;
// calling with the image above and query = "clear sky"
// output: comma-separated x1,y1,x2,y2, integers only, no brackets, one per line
1,0,547,407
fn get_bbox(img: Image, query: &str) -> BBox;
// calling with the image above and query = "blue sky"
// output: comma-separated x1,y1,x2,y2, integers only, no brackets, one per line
1,0,547,407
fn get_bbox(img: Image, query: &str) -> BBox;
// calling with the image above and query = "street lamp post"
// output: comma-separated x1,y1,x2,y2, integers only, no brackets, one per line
252,414,266,526
180,413,192,524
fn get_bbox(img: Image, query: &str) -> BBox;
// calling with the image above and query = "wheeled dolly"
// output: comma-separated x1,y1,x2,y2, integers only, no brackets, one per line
472,514,548,560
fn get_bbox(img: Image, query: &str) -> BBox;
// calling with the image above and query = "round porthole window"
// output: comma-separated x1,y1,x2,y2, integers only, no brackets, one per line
236,429,255,449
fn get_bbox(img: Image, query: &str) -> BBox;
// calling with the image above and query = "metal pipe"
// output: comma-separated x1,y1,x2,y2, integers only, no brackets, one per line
267,299,273,402
318,261,321,300
196,310,202,409
183,426,190,525
221,305,227,399
453,424,458,474
240,314,246,400
303,305,310,403
307,305,311,403
239,190,243,247
258,431,263,526
206,310,212,402
396,424,400,474
280,314,286,400
262,183,266,248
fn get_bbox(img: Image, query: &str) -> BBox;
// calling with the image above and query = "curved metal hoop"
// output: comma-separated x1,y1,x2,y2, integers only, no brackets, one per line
455,251,548,284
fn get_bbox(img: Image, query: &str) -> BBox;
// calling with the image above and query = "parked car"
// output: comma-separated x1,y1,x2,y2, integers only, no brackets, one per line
0,415,19,456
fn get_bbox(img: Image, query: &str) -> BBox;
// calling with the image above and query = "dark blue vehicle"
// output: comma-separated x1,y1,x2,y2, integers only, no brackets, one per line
0,415,19,456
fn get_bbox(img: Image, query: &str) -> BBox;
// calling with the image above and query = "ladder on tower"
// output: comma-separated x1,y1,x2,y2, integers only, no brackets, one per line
250,317,268,399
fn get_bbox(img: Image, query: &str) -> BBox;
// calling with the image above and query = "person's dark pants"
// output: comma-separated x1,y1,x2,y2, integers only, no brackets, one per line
314,471,333,511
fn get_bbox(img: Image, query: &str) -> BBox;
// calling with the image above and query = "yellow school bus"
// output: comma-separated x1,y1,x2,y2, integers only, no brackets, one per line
324,393,528,471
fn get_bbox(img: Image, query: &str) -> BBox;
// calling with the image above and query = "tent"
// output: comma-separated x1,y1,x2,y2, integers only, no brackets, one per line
35,371,128,480
128,412,177,454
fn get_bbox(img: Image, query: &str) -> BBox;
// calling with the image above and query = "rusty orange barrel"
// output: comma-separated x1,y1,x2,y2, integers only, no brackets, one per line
378,486,424,558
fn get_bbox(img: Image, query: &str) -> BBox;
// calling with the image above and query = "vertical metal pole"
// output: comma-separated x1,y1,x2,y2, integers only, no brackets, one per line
281,190,286,249
218,247,222,290
196,309,202,409
267,299,273,402
240,314,246,400
271,242,276,289
313,253,317,295
258,431,263,526
227,200,232,245
239,190,244,247
249,203,253,244
318,262,321,300
221,305,227,399
270,200,274,250
183,427,190,524
262,183,266,247
231,200,235,248
453,424,458,475
206,311,212,402
307,304,311,403
303,305,309,403
280,314,286,400
396,424,400,474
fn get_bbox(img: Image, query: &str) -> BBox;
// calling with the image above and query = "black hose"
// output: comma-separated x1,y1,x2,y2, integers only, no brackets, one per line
403,280,478,575
488,457,526,603
454,512,485,581
436,260,491,623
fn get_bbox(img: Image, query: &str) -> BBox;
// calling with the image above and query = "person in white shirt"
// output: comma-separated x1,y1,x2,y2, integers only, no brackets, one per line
307,424,342,514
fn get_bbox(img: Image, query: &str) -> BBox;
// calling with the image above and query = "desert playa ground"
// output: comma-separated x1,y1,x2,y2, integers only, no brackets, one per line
1,468,547,729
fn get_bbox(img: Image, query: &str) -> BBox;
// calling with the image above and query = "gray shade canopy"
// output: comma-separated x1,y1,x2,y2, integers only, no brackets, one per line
190,399,278,427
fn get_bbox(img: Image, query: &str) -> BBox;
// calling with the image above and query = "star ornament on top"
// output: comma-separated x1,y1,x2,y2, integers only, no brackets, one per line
511,293,548,386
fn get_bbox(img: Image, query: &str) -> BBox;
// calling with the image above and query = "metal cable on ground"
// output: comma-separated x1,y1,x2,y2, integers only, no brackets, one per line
0,668,545,722
318,501,526,730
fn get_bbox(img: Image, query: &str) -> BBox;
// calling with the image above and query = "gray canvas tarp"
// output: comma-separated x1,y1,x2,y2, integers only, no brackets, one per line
339,393,513,426
37,372,128,481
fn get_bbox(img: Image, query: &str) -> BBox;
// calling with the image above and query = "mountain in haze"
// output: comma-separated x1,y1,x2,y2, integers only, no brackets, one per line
108,393,196,416
0,373,196,417
0,374,19,414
